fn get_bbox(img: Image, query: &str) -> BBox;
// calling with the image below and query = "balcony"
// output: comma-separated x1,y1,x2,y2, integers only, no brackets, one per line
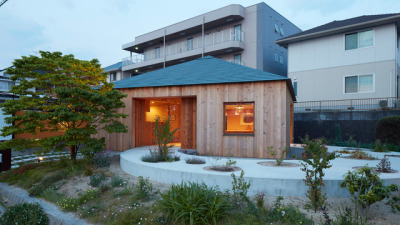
122,28,244,71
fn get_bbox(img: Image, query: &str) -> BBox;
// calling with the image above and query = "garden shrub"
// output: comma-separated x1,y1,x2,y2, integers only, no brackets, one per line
376,115,400,145
340,167,398,216
185,156,206,164
0,203,49,225
89,173,106,187
332,204,367,225
301,137,337,212
141,151,180,163
266,197,313,225
267,146,289,166
113,187,132,197
349,150,375,160
376,156,392,172
99,184,111,193
231,170,251,199
159,182,230,224
57,196,80,211
111,175,126,187
133,176,154,200
93,150,111,168
153,115,178,161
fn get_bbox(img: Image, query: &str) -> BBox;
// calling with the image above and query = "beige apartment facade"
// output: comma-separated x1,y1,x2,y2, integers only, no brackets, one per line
121,3,301,77
277,14,400,110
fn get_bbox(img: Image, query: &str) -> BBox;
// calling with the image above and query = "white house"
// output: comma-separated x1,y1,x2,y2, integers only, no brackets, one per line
277,14,400,110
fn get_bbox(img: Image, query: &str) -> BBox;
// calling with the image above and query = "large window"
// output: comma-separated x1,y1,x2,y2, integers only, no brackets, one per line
110,73,116,81
234,25,242,41
344,74,374,93
345,30,373,50
224,102,254,135
234,54,241,65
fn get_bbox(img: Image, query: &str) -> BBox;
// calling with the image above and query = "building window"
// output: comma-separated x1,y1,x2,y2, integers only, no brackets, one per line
293,81,298,97
275,24,279,33
274,53,278,62
110,73,116,81
280,27,284,36
279,56,283,64
224,102,254,135
234,54,241,65
155,47,161,58
187,38,193,51
345,30,373,50
344,74,374,93
234,25,242,41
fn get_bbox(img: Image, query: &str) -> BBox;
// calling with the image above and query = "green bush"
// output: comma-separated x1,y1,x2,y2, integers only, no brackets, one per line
0,203,49,225
266,197,313,225
133,176,154,200
340,167,398,216
89,173,106,187
93,150,111,168
332,204,367,225
141,153,180,163
376,115,400,145
159,182,230,225
111,175,126,187
349,150,376,160
231,170,251,199
153,115,178,161
185,156,206,164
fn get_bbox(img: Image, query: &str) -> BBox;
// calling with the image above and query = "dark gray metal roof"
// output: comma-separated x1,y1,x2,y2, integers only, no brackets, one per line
113,56,289,89
277,13,400,47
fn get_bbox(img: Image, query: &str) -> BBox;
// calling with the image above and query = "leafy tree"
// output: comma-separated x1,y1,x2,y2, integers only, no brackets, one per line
0,51,127,160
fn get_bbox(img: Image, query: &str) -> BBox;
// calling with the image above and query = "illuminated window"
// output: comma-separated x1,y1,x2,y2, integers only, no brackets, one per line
224,102,254,135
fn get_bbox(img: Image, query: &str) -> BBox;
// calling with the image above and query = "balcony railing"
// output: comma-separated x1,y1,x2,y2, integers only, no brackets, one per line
122,28,245,66
294,97,400,112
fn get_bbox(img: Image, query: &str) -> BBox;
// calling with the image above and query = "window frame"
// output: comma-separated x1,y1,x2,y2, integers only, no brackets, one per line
344,29,374,51
187,38,193,51
223,102,255,136
110,73,116,81
343,73,375,94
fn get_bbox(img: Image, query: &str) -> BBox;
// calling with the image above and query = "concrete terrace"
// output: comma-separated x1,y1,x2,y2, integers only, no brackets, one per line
120,146,400,197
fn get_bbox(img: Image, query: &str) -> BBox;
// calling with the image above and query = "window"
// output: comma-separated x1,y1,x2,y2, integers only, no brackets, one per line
274,24,279,33
279,56,283,64
280,27,284,36
155,47,160,59
274,53,278,62
224,102,254,135
234,25,242,41
293,81,298,97
110,73,116,81
187,38,193,51
344,74,374,93
234,54,241,65
345,30,373,50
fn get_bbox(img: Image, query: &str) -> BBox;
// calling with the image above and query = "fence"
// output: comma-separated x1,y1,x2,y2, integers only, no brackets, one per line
294,97,400,112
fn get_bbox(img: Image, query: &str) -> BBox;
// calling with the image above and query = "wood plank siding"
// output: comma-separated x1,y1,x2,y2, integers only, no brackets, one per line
97,81,293,158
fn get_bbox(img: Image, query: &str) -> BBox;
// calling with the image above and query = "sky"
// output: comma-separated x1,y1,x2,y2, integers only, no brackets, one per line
1,0,400,69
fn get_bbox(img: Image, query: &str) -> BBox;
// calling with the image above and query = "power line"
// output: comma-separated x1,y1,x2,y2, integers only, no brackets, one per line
0,0,9,7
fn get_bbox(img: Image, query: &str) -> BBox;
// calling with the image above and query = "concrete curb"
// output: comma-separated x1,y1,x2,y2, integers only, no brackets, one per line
0,183,91,225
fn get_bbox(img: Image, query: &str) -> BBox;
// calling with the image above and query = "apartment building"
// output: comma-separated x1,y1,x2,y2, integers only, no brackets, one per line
103,61,134,83
121,3,301,77
0,67,15,141
277,13,400,109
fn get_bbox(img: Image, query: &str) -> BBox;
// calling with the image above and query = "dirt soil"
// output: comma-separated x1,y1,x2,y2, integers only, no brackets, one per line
59,155,400,225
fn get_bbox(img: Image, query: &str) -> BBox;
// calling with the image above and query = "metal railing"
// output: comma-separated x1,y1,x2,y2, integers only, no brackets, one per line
122,28,245,66
294,97,400,112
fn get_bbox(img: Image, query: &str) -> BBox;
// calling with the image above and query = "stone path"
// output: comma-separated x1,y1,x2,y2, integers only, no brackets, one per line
0,183,92,225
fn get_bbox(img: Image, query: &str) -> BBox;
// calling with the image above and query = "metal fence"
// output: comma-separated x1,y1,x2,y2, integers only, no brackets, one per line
294,97,400,112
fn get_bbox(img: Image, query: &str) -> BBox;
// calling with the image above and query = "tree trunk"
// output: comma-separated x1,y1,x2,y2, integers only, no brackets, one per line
69,145,78,161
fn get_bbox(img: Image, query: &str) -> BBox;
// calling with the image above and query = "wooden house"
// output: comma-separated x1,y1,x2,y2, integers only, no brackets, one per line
98,56,295,158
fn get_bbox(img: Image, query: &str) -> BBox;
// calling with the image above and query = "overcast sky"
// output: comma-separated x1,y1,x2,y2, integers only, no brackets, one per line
1,0,399,69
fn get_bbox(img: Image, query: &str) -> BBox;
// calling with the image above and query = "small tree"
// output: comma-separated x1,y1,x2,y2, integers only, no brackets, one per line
153,115,177,161
300,137,337,212
340,167,398,216
0,51,127,160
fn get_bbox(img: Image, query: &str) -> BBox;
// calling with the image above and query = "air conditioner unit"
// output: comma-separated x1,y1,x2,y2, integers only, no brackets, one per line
379,100,388,108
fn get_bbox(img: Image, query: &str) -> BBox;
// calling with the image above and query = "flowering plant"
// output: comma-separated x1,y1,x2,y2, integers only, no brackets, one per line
93,150,111,168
